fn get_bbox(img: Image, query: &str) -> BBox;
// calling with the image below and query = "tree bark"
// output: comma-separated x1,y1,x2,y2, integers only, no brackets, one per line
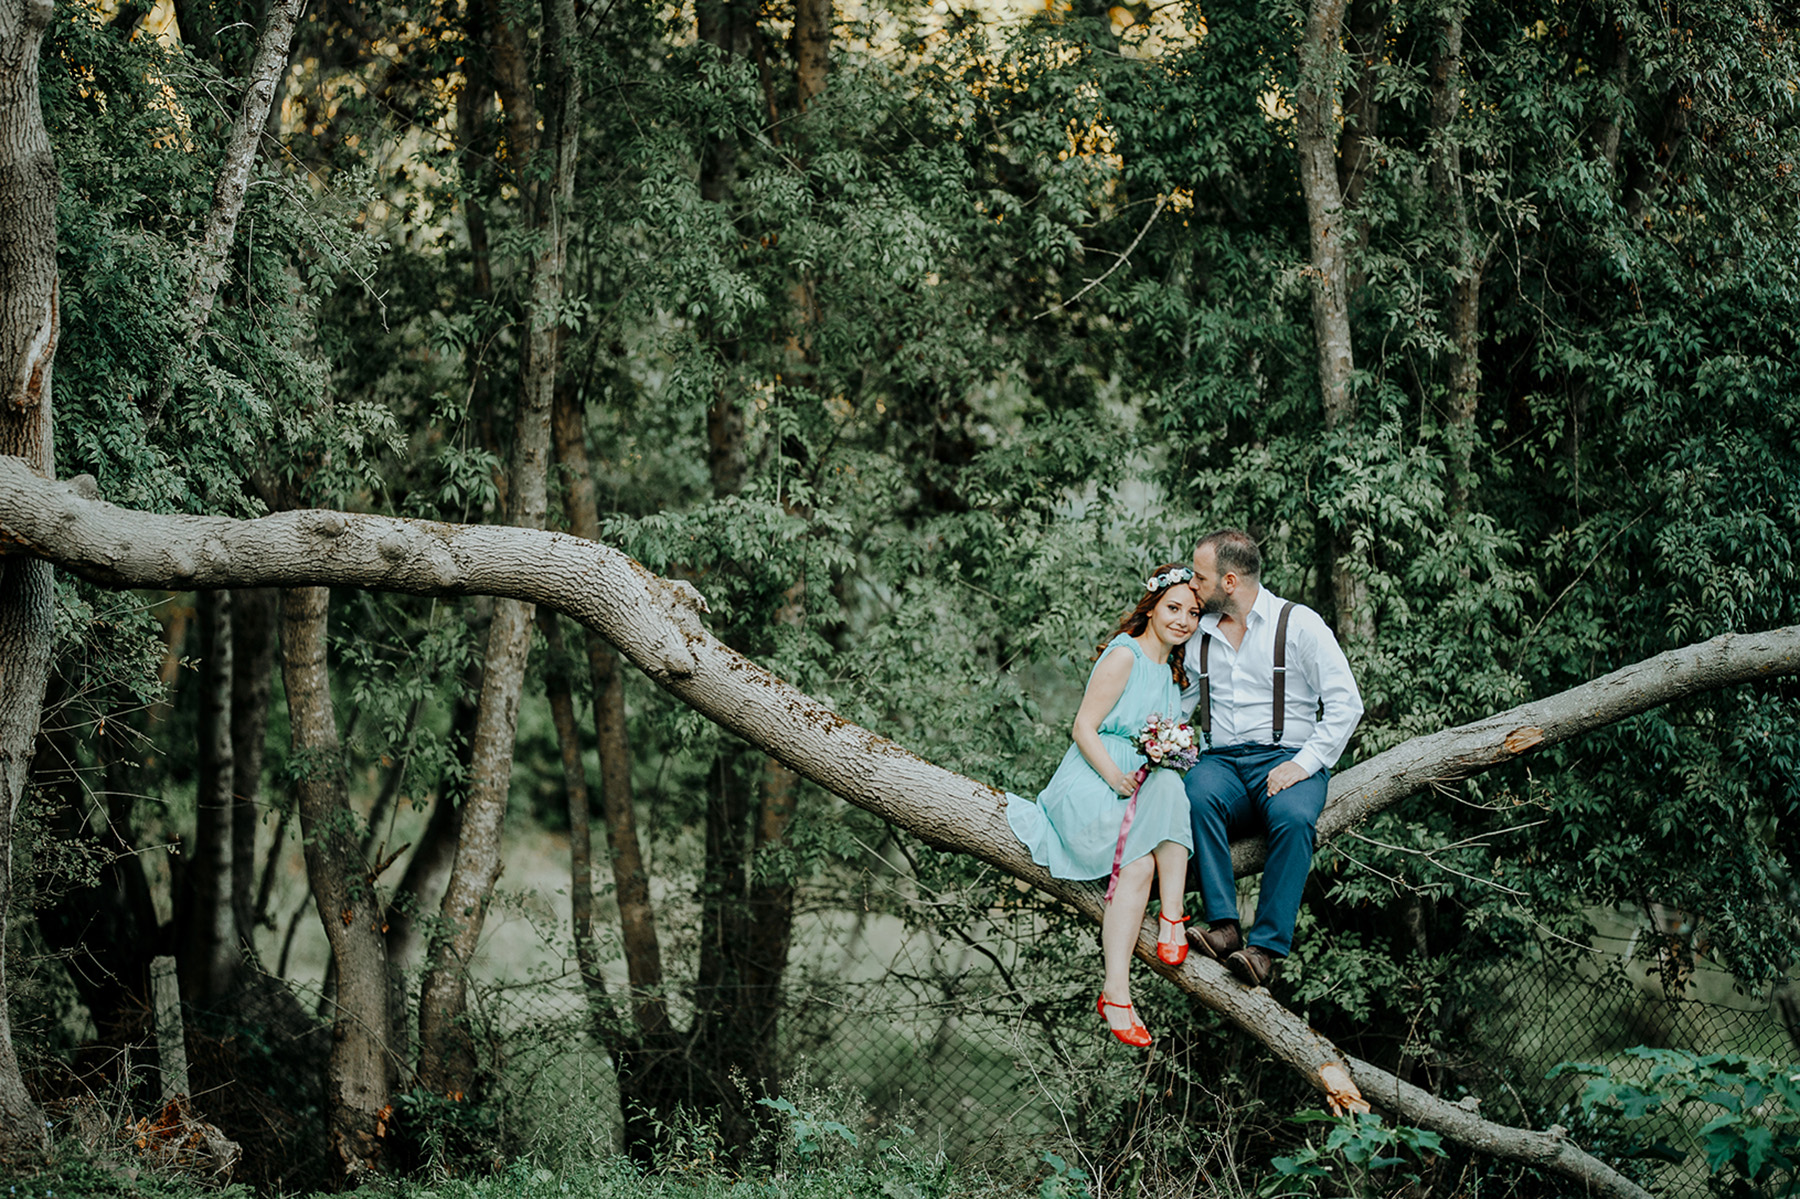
1294,0,1374,649
281,586,392,1181
178,588,240,1001
0,0,56,1157
229,588,278,947
9,467,1795,1193
146,0,304,425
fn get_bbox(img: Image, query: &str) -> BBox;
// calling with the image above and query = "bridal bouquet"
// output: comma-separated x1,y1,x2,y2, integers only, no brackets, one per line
1106,712,1200,901
1130,712,1199,774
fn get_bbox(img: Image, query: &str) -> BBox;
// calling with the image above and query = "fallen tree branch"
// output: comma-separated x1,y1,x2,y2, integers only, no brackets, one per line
0,458,1732,1197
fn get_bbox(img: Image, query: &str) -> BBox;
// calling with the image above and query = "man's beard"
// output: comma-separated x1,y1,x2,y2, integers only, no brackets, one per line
1201,590,1230,615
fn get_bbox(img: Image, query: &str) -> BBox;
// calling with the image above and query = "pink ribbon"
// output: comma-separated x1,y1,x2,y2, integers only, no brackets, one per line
1104,766,1151,903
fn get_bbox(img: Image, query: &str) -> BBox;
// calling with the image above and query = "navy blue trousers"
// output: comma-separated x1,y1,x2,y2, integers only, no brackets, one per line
1184,744,1329,957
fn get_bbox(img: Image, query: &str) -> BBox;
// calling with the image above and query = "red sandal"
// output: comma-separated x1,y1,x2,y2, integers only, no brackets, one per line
1157,913,1190,966
1096,994,1152,1048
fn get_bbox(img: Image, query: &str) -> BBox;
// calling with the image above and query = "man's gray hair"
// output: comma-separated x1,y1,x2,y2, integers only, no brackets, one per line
1196,529,1262,580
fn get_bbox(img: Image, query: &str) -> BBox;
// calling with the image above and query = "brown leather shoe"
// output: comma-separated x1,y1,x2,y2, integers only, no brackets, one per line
1227,944,1275,988
1187,921,1242,963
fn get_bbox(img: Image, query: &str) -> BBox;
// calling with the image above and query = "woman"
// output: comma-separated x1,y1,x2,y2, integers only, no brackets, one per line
1007,565,1200,1046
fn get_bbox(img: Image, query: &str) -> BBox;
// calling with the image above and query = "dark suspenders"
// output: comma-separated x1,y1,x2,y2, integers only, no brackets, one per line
1195,601,1296,746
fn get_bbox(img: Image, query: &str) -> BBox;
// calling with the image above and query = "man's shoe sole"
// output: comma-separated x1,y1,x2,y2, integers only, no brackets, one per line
1226,947,1272,988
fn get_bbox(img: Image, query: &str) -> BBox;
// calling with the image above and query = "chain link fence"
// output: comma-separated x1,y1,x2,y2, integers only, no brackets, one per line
472,917,1794,1197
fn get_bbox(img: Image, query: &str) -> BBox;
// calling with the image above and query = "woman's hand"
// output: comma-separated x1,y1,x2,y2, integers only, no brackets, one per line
1112,775,1136,797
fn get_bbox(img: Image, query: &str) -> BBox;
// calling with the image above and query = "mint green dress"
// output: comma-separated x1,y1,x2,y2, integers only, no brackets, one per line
1008,635,1195,880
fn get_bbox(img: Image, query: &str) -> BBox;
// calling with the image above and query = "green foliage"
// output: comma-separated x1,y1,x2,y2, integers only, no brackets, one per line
1031,1150,1092,1199
755,1097,860,1163
1260,1112,1444,1198
1555,1049,1800,1192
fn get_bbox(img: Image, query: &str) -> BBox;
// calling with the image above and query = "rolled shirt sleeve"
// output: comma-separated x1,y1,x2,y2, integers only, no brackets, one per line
1286,606,1363,778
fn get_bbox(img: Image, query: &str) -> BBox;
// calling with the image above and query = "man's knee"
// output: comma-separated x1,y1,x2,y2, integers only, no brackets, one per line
1185,761,1242,817
1266,774,1327,838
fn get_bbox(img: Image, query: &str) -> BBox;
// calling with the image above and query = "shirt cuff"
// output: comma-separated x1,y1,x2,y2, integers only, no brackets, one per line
1289,748,1325,779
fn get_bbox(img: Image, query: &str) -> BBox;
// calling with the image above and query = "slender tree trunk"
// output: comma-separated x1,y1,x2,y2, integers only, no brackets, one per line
549,387,670,1025
282,586,392,1181
549,388,681,1157
1336,0,1388,300
535,610,610,1022
383,662,474,970
146,0,303,425
229,587,277,947
179,589,239,1001
1428,5,1486,511
739,760,799,1095
1336,0,1385,208
1294,0,1373,648
0,0,57,1156
415,0,576,1099
699,0,752,500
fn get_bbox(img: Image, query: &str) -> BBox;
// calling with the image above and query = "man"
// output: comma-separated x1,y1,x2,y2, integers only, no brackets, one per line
1179,529,1363,988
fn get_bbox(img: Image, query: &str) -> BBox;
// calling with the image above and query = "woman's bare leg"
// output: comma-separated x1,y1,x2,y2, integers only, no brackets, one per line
1152,839,1191,956
1101,854,1155,1030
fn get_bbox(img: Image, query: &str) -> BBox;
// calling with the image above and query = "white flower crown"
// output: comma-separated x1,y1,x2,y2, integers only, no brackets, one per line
1143,567,1195,593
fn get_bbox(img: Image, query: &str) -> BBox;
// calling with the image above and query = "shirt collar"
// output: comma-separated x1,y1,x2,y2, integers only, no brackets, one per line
1246,584,1278,625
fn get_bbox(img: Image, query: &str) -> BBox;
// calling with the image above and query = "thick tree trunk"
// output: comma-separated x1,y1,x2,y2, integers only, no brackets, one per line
281,586,392,1181
1294,0,1373,649
146,0,303,425
179,589,239,1002
11,474,1800,1196
229,588,277,947
697,756,756,1144
792,0,829,112
415,0,575,1100
0,0,56,1157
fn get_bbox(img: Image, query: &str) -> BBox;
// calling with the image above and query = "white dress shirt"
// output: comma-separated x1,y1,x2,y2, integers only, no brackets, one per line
1179,585,1363,778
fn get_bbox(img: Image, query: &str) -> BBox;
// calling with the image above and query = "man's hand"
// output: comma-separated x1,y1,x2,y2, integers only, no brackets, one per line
1266,760,1309,797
